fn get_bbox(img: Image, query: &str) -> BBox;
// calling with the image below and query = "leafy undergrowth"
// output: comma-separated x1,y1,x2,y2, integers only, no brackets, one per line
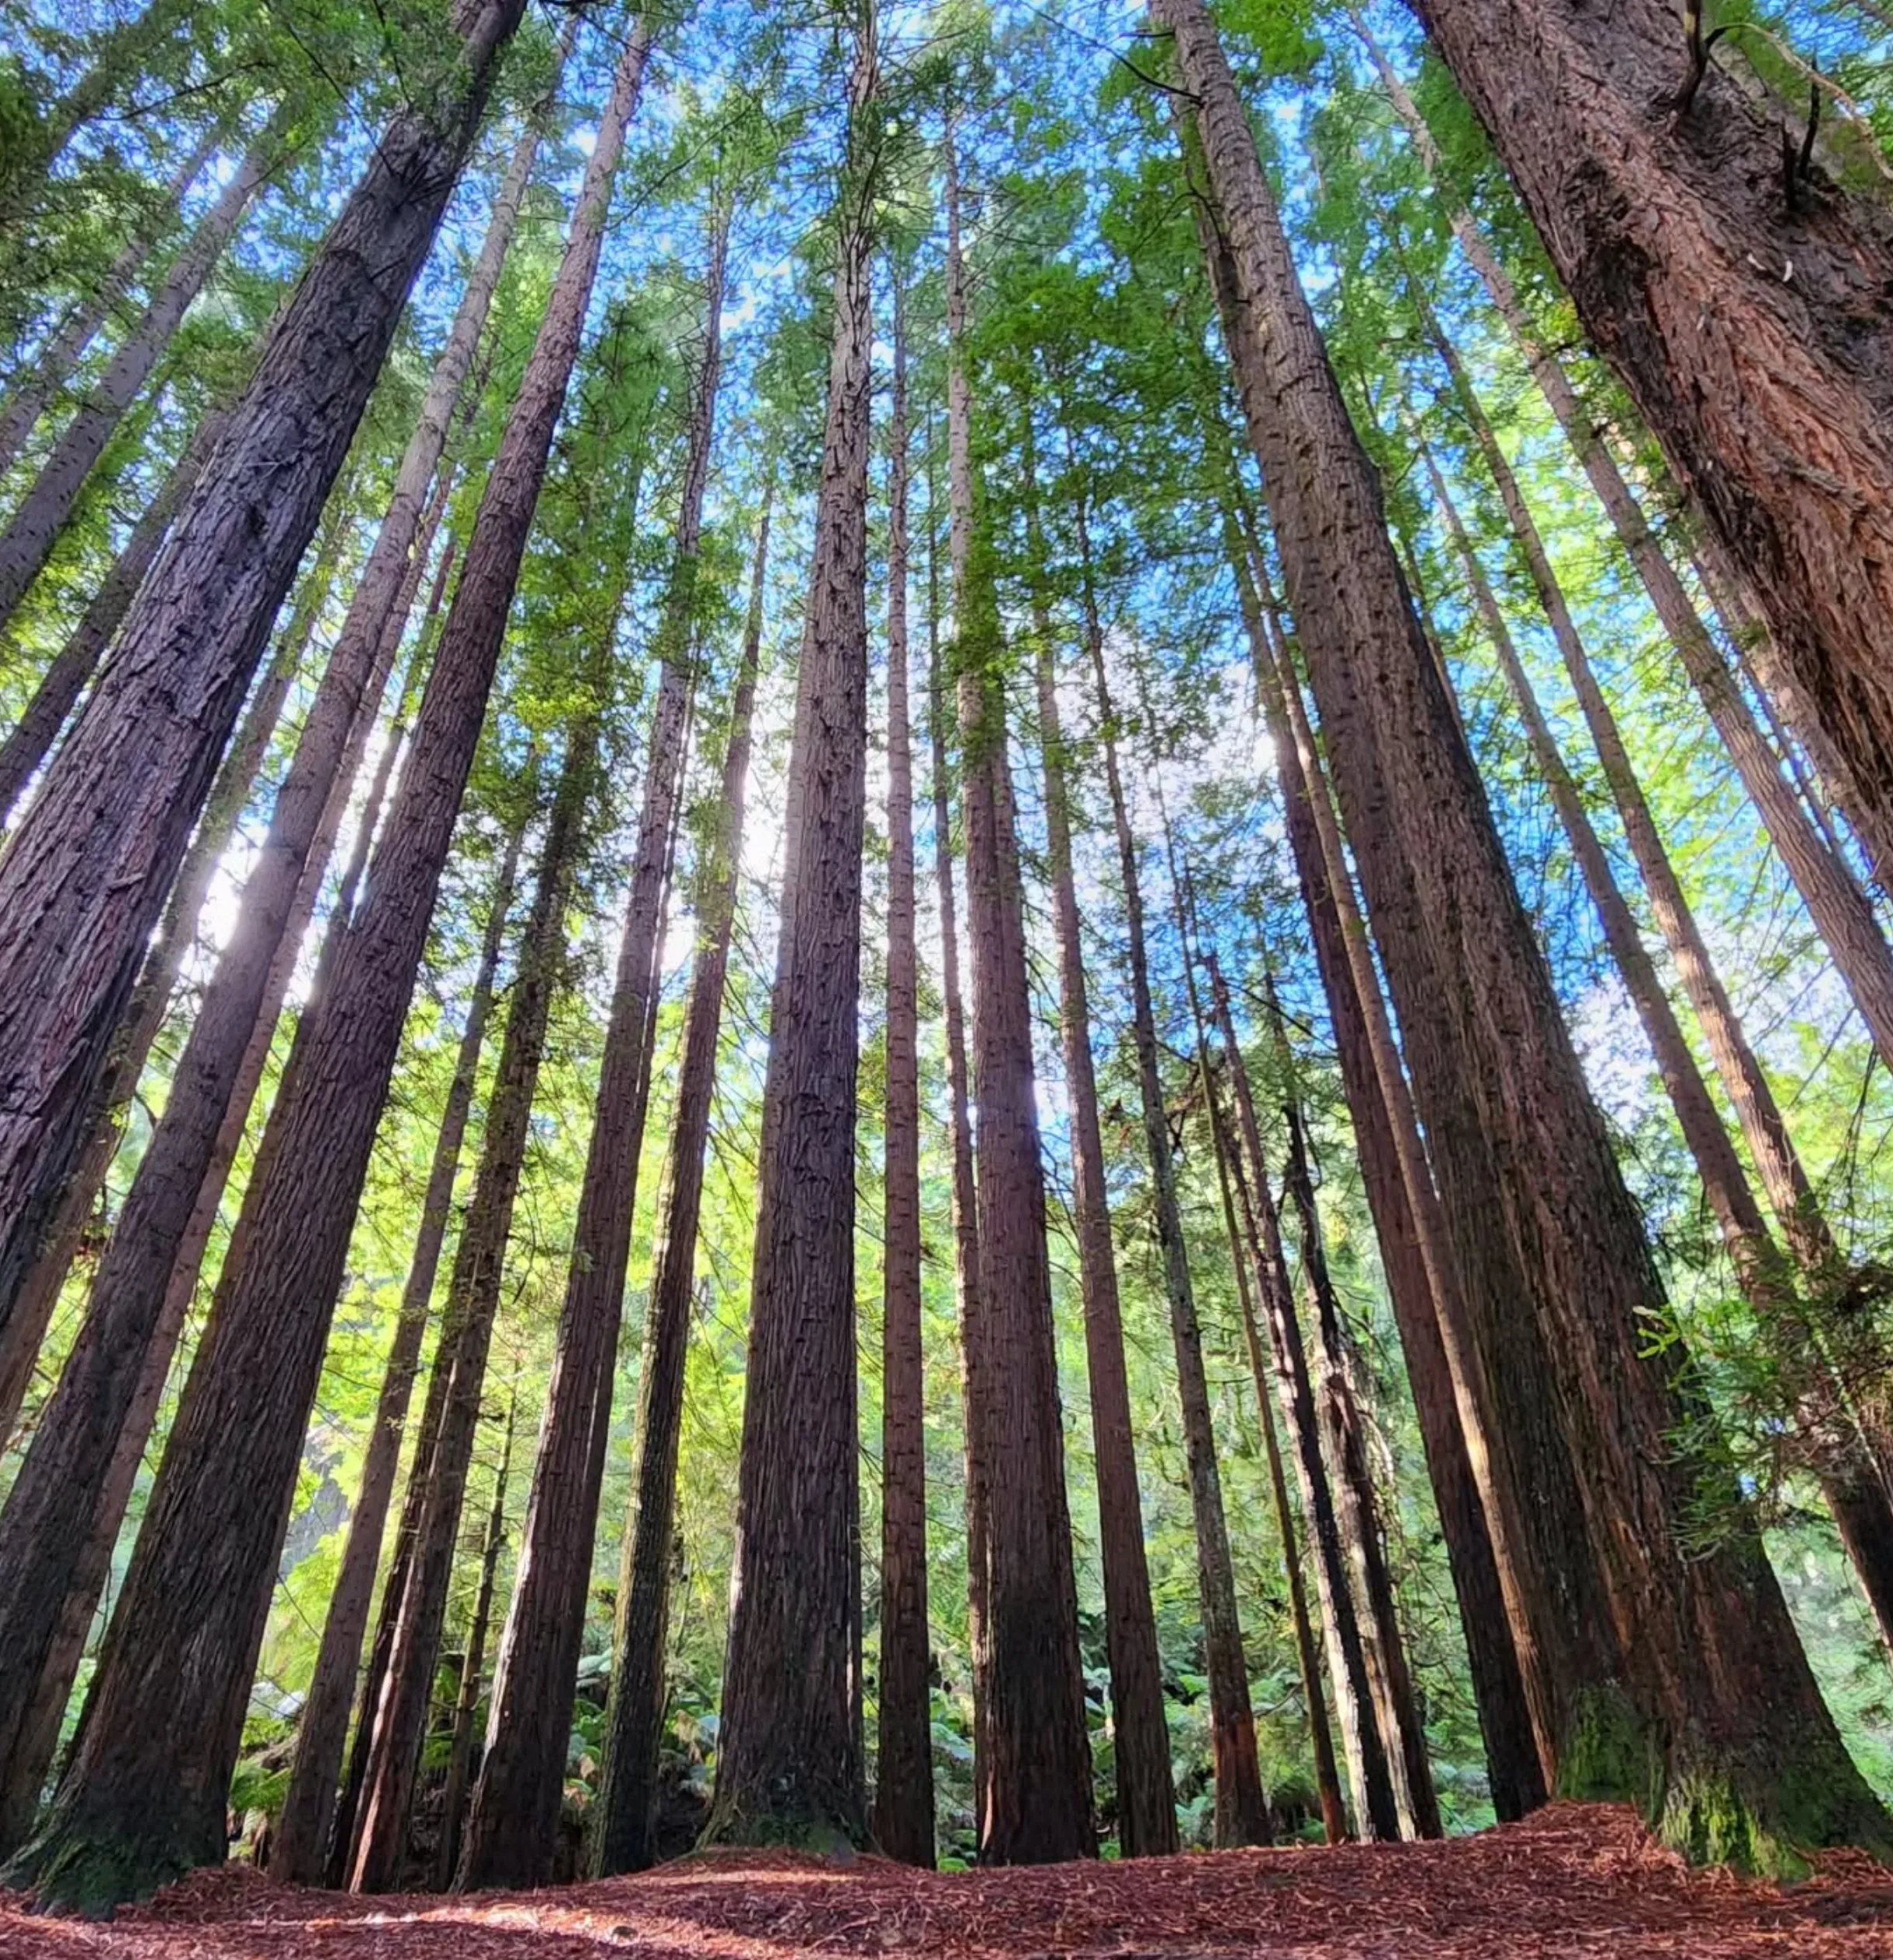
4,1804,1891,1958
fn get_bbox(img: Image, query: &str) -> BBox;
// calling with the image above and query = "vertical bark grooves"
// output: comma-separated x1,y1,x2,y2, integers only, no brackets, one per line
270,809,522,1886
587,495,768,1879
1025,434,1176,1861
0,8,633,1913
704,13,878,1851
1225,509,1542,1820
1408,0,1893,890
0,110,286,634
1420,341,1848,1279
0,0,528,1357
871,286,936,1871
1167,0,1889,1859
462,194,728,1892
1358,16,1893,1023
944,139,1094,1872
0,404,222,826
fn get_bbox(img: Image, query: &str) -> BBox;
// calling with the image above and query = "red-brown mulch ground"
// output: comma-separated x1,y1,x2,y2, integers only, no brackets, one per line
3,1803,1891,1958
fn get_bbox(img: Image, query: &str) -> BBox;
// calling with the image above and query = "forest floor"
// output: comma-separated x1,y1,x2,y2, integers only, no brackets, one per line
3,1803,1891,1958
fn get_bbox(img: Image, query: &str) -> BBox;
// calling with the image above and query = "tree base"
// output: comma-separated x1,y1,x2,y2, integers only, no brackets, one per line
2,1806,213,1921
698,1785,867,1859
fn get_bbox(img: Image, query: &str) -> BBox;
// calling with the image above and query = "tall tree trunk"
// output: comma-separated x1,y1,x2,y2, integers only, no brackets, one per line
703,12,880,1851
1356,19,1893,989
1164,0,1890,1861
922,435,988,1837
1418,439,1893,1651
0,110,288,635
0,441,478,1872
587,494,769,1879
0,426,326,1439
0,0,531,1351
1096,667,1268,1850
1203,951,1399,1841
1223,502,1542,1821
270,791,519,1886
461,196,727,1893
0,12,636,1911
1195,1021,1346,1844
870,286,936,1872
1406,0,1893,894
0,407,221,829
0,118,221,480
943,141,1093,1874
1021,433,1175,1860
1418,328,1893,1219
1270,1016,1441,1840
434,1394,514,1893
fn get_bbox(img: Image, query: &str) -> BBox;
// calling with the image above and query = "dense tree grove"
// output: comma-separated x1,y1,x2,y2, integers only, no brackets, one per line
0,0,1890,1922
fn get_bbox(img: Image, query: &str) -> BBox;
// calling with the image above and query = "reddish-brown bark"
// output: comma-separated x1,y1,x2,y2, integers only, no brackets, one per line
0,0,529,1357
1024,436,1175,1861
1407,0,1893,893
0,407,219,828
463,190,724,1893
0,109,287,635
704,15,880,1850
1166,0,1888,1856
0,7,632,1913
270,789,521,1888
871,287,936,1872
589,494,769,1879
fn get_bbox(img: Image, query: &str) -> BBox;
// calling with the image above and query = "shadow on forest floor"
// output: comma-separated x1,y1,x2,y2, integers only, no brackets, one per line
4,1803,1892,1957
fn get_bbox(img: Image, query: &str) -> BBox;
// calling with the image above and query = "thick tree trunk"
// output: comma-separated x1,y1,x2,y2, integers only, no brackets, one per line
1023,439,1176,1861
1223,506,1542,1820
0,407,220,829
587,496,769,1880
0,120,221,480
461,196,725,1893
1275,1062,1441,1841
870,292,936,1872
434,1397,514,1892
0,0,530,1353
0,459,474,1872
1406,0,1893,893
1165,0,1890,1861
1419,442,1893,1652
270,798,520,1886
941,148,1093,1873
1092,663,1268,1850
1206,955,1399,1841
1419,348,1873,1272
703,16,879,1852
1358,26,1893,1054
0,10,632,1911
0,111,287,635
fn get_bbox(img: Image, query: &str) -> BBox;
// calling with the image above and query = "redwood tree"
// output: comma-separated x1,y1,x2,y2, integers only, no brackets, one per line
702,6,880,1848
0,11,646,1910
1164,0,1890,1862
0,0,535,1338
